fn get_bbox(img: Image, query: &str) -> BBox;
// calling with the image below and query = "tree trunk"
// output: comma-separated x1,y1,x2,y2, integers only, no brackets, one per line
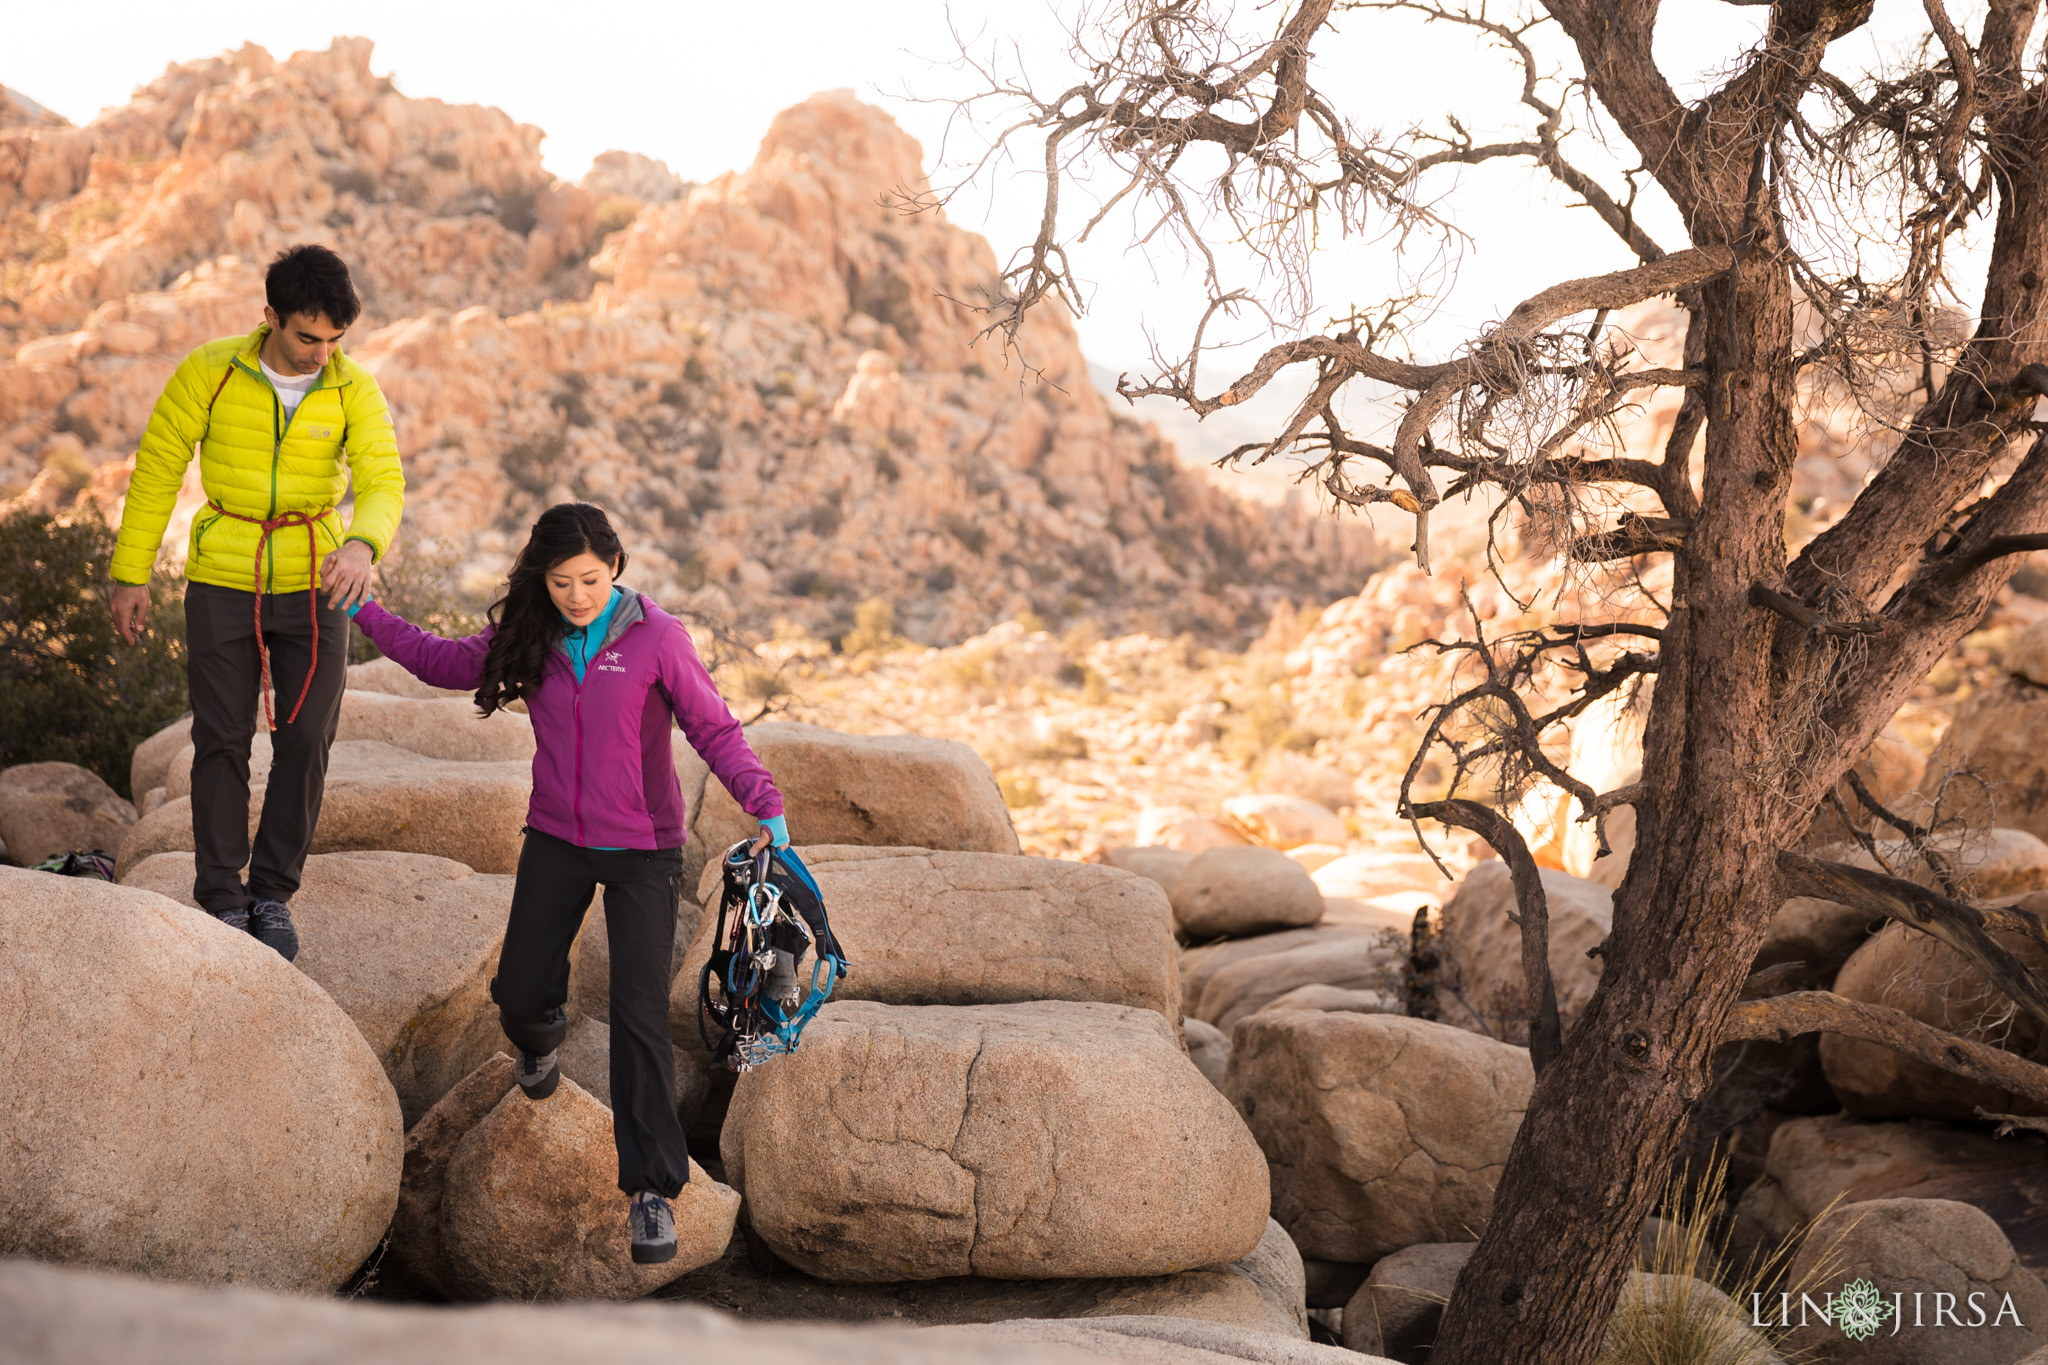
1431,239,1805,1361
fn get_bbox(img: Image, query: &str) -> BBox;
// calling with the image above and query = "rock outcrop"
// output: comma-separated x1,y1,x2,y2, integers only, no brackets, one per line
123,849,509,1123
722,1000,1270,1282
2,50,1370,647
0,867,401,1290
1919,676,2048,849
1225,1011,1534,1265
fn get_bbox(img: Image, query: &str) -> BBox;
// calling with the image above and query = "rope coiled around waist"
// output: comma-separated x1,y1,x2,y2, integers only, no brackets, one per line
202,502,334,730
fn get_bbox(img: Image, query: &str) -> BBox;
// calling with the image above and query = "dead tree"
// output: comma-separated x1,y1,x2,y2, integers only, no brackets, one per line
933,1,2048,1359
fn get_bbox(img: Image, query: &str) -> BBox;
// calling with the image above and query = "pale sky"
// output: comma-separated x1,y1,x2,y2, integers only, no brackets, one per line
5,1,1943,469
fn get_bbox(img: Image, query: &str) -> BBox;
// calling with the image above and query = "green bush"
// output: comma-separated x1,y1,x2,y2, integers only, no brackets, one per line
0,509,187,798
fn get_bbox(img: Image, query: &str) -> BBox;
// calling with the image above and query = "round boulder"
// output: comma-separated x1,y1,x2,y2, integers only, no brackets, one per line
722,1000,1271,1282
1226,1010,1534,1264
0,761,135,864
669,848,1180,1067
122,850,511,1124
691,722,1019,856
0,867,402,1289
1782,1199,2048,1363
1104,844,1194,893
1169,846,1325,940
441,1078,739,1300
1823,922,2048,1120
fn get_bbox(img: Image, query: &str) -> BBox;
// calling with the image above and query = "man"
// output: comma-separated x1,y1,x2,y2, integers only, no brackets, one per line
110,244,404,960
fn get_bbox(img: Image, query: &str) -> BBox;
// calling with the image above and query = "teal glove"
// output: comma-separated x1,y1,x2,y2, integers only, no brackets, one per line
761,814,789,849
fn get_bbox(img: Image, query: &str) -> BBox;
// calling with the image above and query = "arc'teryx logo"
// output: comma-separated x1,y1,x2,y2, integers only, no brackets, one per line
1754,1279,2025,1339
596,648,627,674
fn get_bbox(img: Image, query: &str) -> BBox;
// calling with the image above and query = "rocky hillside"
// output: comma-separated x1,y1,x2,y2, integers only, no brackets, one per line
0,39,1373,644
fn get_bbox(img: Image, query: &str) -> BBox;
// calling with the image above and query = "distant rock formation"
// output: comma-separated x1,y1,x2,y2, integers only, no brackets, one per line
0,42,1372,642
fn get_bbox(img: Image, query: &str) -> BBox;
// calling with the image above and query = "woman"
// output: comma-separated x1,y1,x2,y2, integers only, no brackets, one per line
349,502,786,1266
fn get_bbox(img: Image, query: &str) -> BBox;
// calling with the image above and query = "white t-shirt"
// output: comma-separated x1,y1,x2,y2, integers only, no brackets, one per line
259,357,320,420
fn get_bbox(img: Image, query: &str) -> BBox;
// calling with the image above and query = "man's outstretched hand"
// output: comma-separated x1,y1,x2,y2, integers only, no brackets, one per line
322,539,374,612
110,583,150,645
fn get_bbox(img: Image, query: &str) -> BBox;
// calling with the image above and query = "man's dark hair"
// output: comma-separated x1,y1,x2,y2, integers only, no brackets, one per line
265,244,361,328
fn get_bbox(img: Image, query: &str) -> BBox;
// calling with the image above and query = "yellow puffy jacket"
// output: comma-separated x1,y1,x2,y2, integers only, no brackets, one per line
110,325,405,592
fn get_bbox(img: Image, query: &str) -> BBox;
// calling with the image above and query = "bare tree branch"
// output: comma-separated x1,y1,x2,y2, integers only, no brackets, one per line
1409,797,1563,1071
1724,990,2048,1108
1776,852,2048,1033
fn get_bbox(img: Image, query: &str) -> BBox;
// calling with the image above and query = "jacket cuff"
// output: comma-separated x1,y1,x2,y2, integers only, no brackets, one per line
342,534,383,561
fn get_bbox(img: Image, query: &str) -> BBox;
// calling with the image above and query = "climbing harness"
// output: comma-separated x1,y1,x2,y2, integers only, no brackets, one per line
697,840,849,1072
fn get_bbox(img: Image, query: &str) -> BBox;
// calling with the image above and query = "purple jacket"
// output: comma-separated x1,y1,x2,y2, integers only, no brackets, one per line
353,593,782,850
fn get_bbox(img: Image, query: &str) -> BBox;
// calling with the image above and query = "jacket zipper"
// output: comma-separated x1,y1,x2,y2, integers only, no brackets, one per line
573,683,585,846
565,607,643,848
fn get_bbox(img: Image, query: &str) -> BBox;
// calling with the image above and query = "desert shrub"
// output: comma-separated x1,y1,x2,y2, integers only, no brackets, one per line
1594,1153,1833,1365
997,772,1042,808
0,509,187,798
593,194,644,237
839,597,907,656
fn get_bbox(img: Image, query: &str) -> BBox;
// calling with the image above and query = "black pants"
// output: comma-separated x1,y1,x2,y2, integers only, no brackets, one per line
492,828,690,1197
184,582,348,916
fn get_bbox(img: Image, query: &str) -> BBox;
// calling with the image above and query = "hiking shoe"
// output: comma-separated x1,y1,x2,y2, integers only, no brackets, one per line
248,899,299,962
211,904,250,933
515,1047,560,1099
629,1190,677,1264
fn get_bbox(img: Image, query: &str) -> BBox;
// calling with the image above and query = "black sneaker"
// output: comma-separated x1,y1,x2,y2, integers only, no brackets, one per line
629,1190,677,1264
248,899,299,962
515,1047,560,1099
211,904,250,933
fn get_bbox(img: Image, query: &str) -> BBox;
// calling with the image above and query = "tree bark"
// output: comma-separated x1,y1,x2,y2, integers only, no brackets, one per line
1429,5,1960,1360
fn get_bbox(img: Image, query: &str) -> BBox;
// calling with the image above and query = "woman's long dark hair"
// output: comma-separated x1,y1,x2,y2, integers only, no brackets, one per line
476,503,629,715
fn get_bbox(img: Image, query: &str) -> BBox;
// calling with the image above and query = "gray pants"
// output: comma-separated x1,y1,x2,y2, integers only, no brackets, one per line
184,582,347,916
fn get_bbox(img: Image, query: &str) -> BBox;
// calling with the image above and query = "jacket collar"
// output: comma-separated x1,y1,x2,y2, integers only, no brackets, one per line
553,589,647,660
235,324,354,389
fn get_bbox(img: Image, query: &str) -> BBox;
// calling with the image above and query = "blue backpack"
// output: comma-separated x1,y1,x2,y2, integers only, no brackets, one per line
696,841,849,1072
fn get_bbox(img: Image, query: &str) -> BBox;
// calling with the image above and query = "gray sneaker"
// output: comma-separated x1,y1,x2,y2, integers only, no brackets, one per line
516,1047,559,1099
211,905,250,932
629,1190,677,1264
248,899,299,962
